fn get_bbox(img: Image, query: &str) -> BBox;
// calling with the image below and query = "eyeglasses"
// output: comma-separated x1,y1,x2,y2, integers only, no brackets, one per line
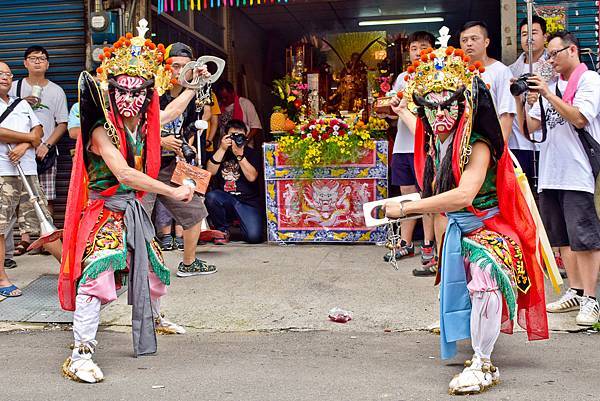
0,72,13,78
26,56,48,63
548,46,570,59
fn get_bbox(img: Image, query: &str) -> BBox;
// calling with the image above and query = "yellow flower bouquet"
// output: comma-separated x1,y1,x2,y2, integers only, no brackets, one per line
277,117,376,174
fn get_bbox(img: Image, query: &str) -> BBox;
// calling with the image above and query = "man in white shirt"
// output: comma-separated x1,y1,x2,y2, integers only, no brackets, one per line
509,16,548,192
8,46,68,255
215,80,262,148
460,21,516,141
386,31,437,275
517,31,600,326
0,62,60,297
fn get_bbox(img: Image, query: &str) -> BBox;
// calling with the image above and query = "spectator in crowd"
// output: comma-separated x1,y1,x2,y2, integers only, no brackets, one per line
206,91,221,153
460,21,516,140
143,42,217,277
386,31,437,276
8,45,68,256
155,200,184,251
214,80,262,147
205,119,263,244
0,62,61,297
67,102,80,140
516,31,600,326
509,16,548,191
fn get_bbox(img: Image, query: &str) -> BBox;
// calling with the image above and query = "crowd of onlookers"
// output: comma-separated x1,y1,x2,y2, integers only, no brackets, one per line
1,21,599,326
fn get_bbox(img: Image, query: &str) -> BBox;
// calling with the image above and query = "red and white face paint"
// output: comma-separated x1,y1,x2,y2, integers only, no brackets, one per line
423,90,460,136
114,75,147,118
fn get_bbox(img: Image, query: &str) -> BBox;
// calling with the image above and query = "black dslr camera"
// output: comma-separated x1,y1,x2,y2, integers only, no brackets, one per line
230,132,247,147
510,73,534,96
176,131,197,164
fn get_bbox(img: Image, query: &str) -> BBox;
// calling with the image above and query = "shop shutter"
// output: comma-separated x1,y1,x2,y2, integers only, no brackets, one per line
0,0,85,229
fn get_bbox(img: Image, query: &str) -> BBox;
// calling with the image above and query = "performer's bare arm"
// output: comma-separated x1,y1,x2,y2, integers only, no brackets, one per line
160,65,211,125
160,89,196,125
91,126,194,202
0,124,42,146
385,141,490,217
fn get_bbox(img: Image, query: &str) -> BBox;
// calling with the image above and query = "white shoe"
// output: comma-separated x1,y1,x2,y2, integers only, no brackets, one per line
448,355,500,395
576,296,600,326
62,344,104,384
155,315,186,335
546,288,580,313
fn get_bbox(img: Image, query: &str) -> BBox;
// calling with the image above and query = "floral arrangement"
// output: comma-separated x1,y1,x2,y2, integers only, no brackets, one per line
536,6,566,35
277,117,375,171
272,75,308,123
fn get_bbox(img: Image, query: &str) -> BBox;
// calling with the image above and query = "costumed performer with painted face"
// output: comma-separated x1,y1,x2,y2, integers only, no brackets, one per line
385,27,549,395
58,20,208,383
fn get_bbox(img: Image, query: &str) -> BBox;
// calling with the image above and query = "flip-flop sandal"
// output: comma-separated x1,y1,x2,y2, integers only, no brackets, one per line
14,240,31,256
0,284,22,297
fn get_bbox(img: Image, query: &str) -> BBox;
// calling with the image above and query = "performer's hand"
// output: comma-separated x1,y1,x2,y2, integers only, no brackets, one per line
8,143,30,164
36,143,49,159
220,134,232,151
527,74,550,98
171,185,195,203
383,201,408,219
23,96,39,106
161,135,183,152
193,65,211,80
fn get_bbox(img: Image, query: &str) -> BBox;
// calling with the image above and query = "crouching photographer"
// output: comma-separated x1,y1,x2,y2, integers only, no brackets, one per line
205,119,263,244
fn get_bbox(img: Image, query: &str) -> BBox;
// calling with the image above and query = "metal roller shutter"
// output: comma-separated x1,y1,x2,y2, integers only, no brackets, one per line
516,0,599,69
0,0,85,229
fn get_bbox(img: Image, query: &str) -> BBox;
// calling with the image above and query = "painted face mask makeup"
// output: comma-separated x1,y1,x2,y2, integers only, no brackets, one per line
417,89,462,136
114,75,147,118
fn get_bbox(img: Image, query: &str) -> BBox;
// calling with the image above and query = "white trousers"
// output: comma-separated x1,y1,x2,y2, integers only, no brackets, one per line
468,262,502,361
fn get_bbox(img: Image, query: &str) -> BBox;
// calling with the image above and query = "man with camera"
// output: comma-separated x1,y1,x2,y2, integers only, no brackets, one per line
144,42,217,277
205,119,262,244
508,16,549,191
516,31,600,326
460,21,516,141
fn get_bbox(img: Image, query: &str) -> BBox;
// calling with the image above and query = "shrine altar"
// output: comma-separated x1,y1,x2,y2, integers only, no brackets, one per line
263,140,388,243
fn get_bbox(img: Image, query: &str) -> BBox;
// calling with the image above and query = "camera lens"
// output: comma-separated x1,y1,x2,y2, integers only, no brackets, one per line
510,79,529,96
181,142,197,164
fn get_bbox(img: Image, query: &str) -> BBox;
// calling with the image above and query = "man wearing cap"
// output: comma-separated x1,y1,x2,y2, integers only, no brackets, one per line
142,42,217,277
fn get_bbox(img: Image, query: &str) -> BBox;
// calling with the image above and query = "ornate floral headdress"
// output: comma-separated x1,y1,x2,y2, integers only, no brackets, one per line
402,26,486,112
95,19,176,95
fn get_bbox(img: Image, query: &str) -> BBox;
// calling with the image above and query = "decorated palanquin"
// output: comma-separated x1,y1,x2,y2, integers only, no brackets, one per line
263,140,388,243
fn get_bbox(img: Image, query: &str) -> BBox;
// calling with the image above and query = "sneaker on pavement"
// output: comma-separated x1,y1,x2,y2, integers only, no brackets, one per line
382,241,415,262
413,257,437,277
155,315,186,334
159,234,174,251
176,258,217,277
420,245,435,265
576,296,600,326
546,288,580,313
174,236,184,251
4,258,17,269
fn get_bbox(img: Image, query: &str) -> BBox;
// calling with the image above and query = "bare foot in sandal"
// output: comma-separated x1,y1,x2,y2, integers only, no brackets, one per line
0,283,22,297
14,240,31,257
